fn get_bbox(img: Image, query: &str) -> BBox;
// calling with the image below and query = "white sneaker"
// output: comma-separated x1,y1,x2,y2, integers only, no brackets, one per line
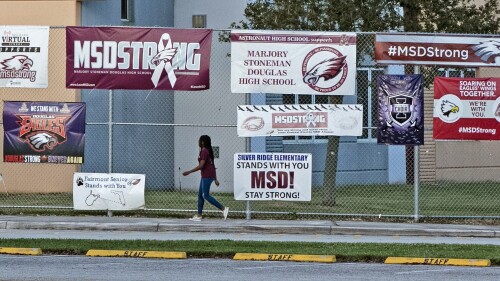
222,207,229,220
189,215,202,222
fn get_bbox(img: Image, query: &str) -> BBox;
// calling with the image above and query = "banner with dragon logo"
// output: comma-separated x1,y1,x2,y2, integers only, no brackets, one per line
237,104,362,137
0,26,49,88
375,33,500,67
377,75,424,145
230,30,356,95
66,26,212,90
434,77,500,140
3,101,86,164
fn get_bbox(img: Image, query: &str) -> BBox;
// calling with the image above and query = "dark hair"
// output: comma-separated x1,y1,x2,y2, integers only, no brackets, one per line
199,135,214,163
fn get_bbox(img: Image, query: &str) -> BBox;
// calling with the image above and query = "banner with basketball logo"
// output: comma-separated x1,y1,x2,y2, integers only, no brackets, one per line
231,30,356,95
237,104,363,137
377,75,424,145
434,77,500,140
0,26,49,88
375,33,500,67
66,26,212,90
3,101,86,164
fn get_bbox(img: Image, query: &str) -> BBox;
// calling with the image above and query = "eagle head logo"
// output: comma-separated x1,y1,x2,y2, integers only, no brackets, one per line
440,100,459,117
303,56,346,85
1,55,34,70
471,40,500,63
241,117,265,131
151,47,177,66
28,133,57,151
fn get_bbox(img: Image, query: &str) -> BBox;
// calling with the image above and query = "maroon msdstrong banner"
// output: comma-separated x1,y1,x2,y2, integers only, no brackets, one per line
66,26,212,90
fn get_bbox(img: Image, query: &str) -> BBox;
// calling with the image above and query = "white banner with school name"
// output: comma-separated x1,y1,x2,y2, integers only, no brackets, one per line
234,153,312,201
231,30,356,95
237,104,363,137
73,173,145,210
0,26,49,88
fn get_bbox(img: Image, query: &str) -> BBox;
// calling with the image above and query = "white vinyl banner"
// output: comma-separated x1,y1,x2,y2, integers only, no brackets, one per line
231,30,356,95
73,173,145,210
234,153,312,201
237,104,363,137
0,26,49,88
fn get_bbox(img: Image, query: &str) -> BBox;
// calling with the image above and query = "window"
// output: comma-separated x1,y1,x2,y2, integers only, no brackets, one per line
121,0,130,21
192,15,207,28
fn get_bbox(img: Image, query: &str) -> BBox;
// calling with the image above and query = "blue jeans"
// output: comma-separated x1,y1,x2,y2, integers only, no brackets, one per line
198,178,223,214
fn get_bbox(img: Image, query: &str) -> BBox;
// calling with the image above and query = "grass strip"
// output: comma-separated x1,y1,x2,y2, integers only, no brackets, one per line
0,238,499,265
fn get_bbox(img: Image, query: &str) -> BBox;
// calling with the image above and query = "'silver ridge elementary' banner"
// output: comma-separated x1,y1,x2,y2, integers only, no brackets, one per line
434,77,500,140
375,33,500,67
0,26,49,88
231,30,356,95
66,26,212,90
237,104,363,137
234,153,312,201
3,101,86,164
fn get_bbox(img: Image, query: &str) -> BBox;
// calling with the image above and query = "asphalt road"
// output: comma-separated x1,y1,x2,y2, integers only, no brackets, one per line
1,255,499,281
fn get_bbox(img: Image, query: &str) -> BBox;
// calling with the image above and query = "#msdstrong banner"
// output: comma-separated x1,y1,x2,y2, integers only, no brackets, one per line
434,77,500,140
3,101,86,164
376,33,500,67
231,30,356,95
377,75,424,145
234,153,311,201
66,26,212,90
237,104,362,137
0,26,49,88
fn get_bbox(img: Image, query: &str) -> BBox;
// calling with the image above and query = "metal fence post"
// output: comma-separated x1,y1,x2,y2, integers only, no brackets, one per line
414,66,420,222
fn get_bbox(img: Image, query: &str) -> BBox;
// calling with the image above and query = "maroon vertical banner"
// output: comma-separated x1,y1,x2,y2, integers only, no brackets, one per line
66,26,212,90
434,77,500,140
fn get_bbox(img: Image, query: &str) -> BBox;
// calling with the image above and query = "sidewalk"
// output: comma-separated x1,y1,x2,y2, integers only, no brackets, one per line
1,215,499,238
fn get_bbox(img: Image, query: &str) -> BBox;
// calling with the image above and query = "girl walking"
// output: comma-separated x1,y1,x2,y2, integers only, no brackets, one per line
183,135,229,221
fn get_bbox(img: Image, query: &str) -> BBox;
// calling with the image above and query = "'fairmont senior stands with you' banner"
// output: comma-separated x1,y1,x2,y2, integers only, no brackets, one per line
66,26,212,90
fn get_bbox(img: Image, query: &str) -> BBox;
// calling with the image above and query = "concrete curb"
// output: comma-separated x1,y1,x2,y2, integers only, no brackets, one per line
1,217,499,238
86,249,187,259
234,253,336,263
385,257,491,267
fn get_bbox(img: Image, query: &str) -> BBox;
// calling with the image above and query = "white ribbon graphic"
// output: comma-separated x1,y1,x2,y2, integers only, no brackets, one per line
305,112,316,127
151,33,177,88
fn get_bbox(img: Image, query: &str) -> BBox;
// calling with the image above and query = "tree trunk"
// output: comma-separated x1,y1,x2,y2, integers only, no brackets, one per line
322,95,342,206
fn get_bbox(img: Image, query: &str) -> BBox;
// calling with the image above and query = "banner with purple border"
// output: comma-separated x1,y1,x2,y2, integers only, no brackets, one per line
377,75,424,145
3,101,86,164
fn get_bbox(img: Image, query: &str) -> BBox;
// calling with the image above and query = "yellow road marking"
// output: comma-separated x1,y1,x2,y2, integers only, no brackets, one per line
0,247,42,255
385,257,490,267
86,249,186,259
234,253,335,263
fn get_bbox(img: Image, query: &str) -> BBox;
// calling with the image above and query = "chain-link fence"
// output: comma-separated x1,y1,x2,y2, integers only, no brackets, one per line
0,28,499,221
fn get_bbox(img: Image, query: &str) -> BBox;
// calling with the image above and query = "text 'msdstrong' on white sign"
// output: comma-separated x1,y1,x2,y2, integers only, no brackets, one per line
0,26,49,88
237,104,363,137
234,153,312,201
231,30,356,95
73,173,145,210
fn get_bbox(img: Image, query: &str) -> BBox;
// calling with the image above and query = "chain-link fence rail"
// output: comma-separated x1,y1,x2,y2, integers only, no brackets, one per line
0,28,499,221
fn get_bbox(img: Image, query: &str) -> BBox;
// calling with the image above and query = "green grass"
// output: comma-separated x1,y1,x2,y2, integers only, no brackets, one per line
0,182,499,219
0,238,499,265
